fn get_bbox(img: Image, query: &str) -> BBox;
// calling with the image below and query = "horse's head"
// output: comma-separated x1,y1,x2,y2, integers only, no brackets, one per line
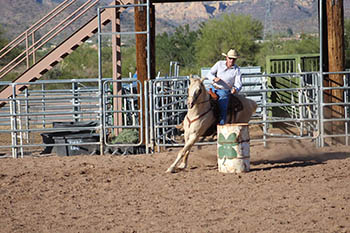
187,76,206,109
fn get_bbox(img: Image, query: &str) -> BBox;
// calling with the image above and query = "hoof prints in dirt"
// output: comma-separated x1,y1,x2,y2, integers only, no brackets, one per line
105,145,146,155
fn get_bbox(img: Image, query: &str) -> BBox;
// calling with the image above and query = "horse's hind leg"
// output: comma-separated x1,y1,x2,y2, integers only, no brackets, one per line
178,150,190,169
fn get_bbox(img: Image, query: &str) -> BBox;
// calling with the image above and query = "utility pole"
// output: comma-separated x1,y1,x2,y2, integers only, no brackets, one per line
135,0,148,84
263,0,272,40
134,0,155,145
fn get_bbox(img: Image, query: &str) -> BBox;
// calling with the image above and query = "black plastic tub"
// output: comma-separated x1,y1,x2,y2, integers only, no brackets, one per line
52,133,100,156
52,121,98,134
40,121,98,155
40,131,76,154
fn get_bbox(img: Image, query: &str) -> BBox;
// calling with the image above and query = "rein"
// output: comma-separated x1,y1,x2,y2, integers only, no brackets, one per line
186,94,211,127
186,107,212,127
186,85,212,127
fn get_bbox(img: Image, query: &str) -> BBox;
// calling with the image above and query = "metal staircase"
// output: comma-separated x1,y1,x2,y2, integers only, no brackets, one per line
0,0,130,105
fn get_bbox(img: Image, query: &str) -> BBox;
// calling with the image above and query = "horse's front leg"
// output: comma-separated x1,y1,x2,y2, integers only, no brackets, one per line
166,134,198,173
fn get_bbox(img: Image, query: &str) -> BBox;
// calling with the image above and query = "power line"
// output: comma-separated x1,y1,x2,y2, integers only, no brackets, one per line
263,0,273,39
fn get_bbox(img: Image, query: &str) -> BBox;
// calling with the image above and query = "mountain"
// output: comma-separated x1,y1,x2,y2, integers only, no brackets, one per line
154,0,349,36
0,0,349,41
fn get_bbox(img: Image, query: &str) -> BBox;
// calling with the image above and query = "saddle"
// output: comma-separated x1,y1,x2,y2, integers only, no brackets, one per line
202,94,243,136
226,94,244,123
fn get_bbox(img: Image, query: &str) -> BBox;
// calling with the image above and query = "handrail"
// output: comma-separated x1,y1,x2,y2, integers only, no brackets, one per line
0,0,99,79
0,0,100,80
0,0,76,59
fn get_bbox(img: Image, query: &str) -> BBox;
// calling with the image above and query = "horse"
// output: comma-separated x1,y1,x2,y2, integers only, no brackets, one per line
166,76,258,173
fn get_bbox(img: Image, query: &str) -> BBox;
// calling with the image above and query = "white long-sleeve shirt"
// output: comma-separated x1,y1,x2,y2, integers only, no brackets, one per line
206,60,242,92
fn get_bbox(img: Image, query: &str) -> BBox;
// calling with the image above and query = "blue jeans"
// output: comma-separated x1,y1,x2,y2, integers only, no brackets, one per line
209,85,230,125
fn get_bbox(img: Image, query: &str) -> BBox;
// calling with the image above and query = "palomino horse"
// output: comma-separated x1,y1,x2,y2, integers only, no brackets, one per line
166,76,257,173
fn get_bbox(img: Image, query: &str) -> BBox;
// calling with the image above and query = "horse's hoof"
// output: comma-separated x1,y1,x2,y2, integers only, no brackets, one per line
175,123,184,131
166,167,176,173
178,163,187,169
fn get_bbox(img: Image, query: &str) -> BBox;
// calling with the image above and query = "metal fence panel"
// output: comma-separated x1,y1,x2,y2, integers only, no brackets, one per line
149,73,321,149
0,79,102,158
0,78,145,157
1,71,350,158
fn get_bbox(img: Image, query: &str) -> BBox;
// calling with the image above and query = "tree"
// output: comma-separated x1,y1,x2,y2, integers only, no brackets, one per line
256,34,319,71
0,26,7,49
0,26,23,80
121,46,137,77
344,19,350,69
58,44,98,79
0,27,8,67
46,43,137,81
156,24,199,75
195,14,263,68
0,26,20,67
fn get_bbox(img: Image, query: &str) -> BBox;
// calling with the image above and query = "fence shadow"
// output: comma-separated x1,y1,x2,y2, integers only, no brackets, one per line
250,151,349,171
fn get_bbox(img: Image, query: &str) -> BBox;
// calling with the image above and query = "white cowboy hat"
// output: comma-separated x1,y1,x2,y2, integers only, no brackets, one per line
222,49,239,59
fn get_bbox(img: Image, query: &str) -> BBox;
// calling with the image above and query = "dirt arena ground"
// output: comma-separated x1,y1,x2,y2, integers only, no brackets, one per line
0,139,350,233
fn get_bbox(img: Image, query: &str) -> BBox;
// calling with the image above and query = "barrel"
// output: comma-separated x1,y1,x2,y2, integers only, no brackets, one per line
217,123,250,173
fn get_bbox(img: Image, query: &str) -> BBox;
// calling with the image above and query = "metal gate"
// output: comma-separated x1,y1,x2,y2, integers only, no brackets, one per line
148,72,322,150
148,76,189,148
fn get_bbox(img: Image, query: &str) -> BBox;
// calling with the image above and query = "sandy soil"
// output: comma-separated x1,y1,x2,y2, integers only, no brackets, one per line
0,140,350,233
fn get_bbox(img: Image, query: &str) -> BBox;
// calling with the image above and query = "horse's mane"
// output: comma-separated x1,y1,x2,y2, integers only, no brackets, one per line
190,76,207,90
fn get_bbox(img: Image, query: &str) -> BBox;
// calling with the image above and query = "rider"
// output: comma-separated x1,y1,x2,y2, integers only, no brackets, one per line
206,49,242,125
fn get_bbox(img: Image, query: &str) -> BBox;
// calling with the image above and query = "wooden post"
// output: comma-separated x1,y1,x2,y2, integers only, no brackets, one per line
134,0,148,144
320,0,333,141
326,0,345,144
150,3,156,79
135,0,155,80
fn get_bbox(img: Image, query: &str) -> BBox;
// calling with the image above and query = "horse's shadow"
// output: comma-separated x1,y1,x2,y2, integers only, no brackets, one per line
250,151,349,171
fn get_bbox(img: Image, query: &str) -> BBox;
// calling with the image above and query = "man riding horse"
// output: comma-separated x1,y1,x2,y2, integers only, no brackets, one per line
207,49,242,125
167,49,257,173
176,48,244,131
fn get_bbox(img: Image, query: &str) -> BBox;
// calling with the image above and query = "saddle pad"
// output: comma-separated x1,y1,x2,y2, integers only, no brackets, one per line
226,94,244,123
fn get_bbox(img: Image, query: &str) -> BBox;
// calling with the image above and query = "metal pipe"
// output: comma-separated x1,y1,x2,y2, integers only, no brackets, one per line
318,0,325,147
262,76,268,147
0,0,99,79
25,31,29,69
97,7,104,155
149,80,155,153
0,0,76,58
144,81,150,153
344,75,349,145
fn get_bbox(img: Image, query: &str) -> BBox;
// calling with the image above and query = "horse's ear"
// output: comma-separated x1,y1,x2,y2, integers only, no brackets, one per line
189,74,194,82
200,76,207,82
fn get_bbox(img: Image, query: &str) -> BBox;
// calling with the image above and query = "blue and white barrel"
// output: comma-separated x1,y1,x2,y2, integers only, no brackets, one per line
217,123,250,173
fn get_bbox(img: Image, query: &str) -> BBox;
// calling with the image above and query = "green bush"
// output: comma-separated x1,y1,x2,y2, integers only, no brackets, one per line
109,129,139,144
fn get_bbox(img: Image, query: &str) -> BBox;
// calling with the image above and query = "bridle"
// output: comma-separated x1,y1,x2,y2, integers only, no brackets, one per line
186,107,212,127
